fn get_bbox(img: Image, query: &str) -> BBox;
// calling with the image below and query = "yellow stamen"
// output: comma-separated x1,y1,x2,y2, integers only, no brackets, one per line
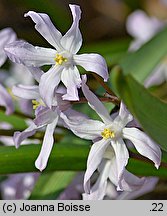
101,128,115,140
32,100,45,110
54,54,67,65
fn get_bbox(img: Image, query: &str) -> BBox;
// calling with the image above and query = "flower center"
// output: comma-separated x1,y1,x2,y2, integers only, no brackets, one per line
54,54,67,65
32,99,45,110
101,128,115,140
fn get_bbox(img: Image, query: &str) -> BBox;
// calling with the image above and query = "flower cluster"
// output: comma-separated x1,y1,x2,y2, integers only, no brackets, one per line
0,4,163,200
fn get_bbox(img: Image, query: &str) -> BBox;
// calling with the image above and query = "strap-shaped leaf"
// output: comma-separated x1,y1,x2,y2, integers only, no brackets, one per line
119,27,167,83
111,69,167,151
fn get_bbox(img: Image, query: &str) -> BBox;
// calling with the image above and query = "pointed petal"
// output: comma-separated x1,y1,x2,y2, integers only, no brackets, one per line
60,111,104,140
123,127,161,169
74,53,108,81
61,66,81,101
103,147,118,186
118,170,158,194
118,176,158,200
39,66,62,108
25,11,63,51
34,106,58,126
114,102,133,127
0,84,14,115
83,160,110,200
84,139,109,193
61,4,82,54
27,66,44,83
13,122,39,148
35,118,58,171
111,139,129,190
12,85,39,100
0,28,17,67
4,41,56,67
63,108,89,120
82,75,112,124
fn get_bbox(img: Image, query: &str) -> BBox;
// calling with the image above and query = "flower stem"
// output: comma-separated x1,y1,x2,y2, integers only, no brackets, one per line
72,96,118,104
92,73,120,105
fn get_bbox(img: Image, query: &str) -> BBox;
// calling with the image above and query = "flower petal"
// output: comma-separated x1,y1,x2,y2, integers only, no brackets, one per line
123,127,161,169
114,102,133,127
111,139,129,191
145,63,167,87
61,4,82,54
60,111,104,140
4,41,56,67
0,28,16,67
34,106,58,126
39,66,62,108
117,176,158,200
25,11,63,51
27,66,44,83
84,139,110,193
13,122,39,148
83,160,110,200
0,84,14,115
82,75,112,124
61,66,81,101
126,10,163,42
35,117,58,171
12,85,39,100
74,53,108,81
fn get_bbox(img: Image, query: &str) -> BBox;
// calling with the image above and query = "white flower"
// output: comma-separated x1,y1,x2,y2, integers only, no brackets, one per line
0,84,14,115
12,83,71,171
0,28,16,114
61,75,161,193
4,4,108,108
126,10,167,87
12,82,86,171
126,10,164,51
83,151,159,200
0,28,16,67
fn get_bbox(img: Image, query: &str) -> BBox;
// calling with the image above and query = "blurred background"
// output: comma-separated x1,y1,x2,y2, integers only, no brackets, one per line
0,0,167,44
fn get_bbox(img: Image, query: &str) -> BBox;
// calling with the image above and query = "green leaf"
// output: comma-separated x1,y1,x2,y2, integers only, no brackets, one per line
111,68,167,151
0,111,27,130
0,142,89,174
0,140,167,178
119,27,167,83
127,158,167,178
81,38,130,55
29,171,76,200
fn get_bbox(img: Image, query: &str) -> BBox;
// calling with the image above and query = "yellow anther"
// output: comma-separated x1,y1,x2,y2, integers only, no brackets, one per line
32,100,45,110
55,54,67,65
101,128,115,140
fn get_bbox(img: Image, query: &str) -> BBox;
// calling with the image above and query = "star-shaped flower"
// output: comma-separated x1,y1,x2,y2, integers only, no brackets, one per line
12,83,71,171
4,4,108,108
82,149,158,200
61,75,161,193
